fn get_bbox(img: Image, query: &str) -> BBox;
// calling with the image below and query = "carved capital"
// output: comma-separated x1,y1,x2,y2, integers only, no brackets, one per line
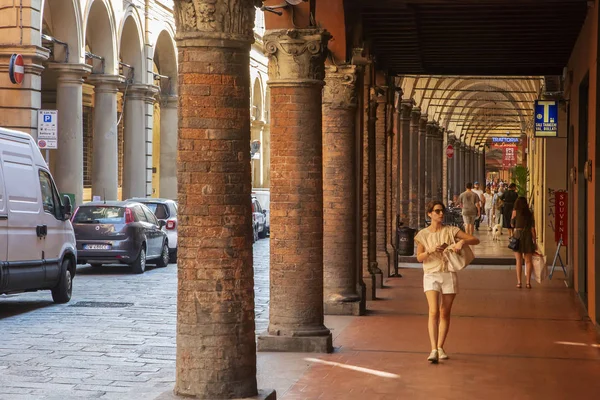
410,106,421,124
174,0,258,47
323,65,358,110
399,100,413,120
264,28,331,86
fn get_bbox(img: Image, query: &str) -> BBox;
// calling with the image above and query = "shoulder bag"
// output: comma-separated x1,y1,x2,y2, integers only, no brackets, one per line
508,230,521,251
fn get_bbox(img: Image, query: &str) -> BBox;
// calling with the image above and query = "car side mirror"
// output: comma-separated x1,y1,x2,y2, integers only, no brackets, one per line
159,220,166,228
62,195,73,220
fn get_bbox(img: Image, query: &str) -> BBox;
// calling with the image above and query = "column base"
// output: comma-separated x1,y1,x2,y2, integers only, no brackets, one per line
158,389,277,400
257,333,333,353
364,274,377,300
324,299,364,316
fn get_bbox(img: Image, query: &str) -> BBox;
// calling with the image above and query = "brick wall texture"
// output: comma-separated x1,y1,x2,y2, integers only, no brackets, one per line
375,97,389,277
175,45,258,398
269,84,326,334
323,106,357,299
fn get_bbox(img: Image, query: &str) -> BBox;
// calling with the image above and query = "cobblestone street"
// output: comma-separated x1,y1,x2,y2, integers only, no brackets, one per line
0,239,270,400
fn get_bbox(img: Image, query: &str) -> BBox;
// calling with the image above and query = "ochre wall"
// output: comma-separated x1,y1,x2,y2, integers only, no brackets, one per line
566,2,598,323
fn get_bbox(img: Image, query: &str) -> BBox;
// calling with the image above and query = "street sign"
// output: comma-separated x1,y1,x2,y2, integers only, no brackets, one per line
502,145,517,169
37,110,58,149
534,100,558,137
446,144,454,159
8,54,25,84
492,137,519,143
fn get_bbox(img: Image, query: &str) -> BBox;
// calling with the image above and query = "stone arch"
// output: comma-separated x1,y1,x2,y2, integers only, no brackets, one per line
252,77,264,121
119,11,145,83
154,29,178,95
41,0,83,63
83,0,118,74
153,29,179,199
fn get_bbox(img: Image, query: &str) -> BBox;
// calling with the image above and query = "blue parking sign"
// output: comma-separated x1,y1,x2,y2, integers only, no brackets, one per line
534,100,558,137
43,114,52,123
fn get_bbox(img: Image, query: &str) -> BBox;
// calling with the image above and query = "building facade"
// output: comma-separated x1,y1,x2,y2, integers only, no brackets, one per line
0,0,269,205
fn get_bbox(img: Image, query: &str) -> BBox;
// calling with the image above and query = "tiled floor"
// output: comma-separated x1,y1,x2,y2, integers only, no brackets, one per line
472,225,516,259
275,268,600,400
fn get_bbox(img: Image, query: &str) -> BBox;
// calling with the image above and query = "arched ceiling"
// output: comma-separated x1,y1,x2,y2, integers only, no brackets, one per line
400,76,543,148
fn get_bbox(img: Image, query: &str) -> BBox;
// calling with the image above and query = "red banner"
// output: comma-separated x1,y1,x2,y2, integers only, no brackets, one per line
555,191,568,244
502,145,517,169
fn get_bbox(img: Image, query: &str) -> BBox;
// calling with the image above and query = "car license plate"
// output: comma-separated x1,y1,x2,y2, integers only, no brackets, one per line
84,244,111,250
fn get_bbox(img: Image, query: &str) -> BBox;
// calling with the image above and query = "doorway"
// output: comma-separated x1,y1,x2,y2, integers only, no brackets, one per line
577,74,589,305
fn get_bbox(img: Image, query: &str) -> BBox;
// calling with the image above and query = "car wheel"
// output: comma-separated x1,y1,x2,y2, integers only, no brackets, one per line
131,246,147,274
169,248,177,263
156,242,170,268
51,259,73,304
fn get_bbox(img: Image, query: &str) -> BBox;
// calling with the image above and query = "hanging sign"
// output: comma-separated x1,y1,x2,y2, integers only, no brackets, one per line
37,110,58,149
492,137,520,143
8,54,25,84
554,191,568,244
502,145,517,169
446,144,454,159
534,100,558,137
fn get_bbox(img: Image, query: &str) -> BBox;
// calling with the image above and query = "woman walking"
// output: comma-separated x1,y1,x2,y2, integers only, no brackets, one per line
415,201,480,363
511,197,537,289
500,183,519,237
483,185,494,230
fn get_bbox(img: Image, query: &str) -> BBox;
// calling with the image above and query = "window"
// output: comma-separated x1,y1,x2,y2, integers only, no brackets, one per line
133,206,147,222
142,205,159,226
72,206,125,224
144,203,169,219
39,170,61,218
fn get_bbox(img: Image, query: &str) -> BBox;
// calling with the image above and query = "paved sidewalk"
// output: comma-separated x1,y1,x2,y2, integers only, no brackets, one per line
278,268,600,399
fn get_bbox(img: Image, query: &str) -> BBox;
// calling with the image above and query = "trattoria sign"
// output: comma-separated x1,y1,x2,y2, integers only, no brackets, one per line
554,191,568,244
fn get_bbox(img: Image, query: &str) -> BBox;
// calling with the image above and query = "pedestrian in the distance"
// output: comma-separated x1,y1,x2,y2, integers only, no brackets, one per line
472,182,485,231
458,182,479,235
415,201,480,363
511,196,537,289
483,185,494,230
500,183,519,237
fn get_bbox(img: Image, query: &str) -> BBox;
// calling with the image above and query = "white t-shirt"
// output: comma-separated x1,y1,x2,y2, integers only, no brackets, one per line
483,193,493,210
472,189,484,206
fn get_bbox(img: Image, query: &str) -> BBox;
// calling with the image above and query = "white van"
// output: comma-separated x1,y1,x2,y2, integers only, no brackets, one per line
0,128,76,303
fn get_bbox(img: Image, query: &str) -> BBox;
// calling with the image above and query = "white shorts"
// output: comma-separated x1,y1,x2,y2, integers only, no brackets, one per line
423,272,459,294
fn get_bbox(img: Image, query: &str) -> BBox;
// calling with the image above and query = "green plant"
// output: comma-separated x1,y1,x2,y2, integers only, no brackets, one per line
510,165,529,197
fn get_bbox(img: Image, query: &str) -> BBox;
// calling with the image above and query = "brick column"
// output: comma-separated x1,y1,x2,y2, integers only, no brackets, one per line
390,92,400,260
366,88,381,298
385,90,396,276
481,148,487,185
173,2,274,399
435,126,444,202
408,106,421,228
399,100,413,224
451,136,460,202
446,135,454,203
322,65,364,316
375,83,389,282
258,29,333,353
417,115,428,228
425,121,436,206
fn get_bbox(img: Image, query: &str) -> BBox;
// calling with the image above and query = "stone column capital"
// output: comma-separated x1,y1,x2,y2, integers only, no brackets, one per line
410,106,421,123
124,83,160,104
264,28,331,87
174,0,257,48
48,63,92,84
87,74,125,94
399,100,413,119
160,94,179,109
323,65,358,110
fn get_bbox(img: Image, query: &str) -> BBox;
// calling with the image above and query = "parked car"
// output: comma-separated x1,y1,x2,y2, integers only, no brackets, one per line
72,201,169,274
128,198,178,262
252,196,267,239
252,190,270,236
0,127,76,303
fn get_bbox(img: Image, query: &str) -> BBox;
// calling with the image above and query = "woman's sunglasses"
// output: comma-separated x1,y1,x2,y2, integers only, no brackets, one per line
432,209,445,214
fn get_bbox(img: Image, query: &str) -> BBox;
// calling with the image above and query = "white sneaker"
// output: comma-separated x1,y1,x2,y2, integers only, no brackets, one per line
437,348,449,360
427,349,439,363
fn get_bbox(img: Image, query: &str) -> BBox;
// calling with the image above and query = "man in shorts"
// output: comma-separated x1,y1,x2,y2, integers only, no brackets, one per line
472,181,485,231
458,182,480,235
